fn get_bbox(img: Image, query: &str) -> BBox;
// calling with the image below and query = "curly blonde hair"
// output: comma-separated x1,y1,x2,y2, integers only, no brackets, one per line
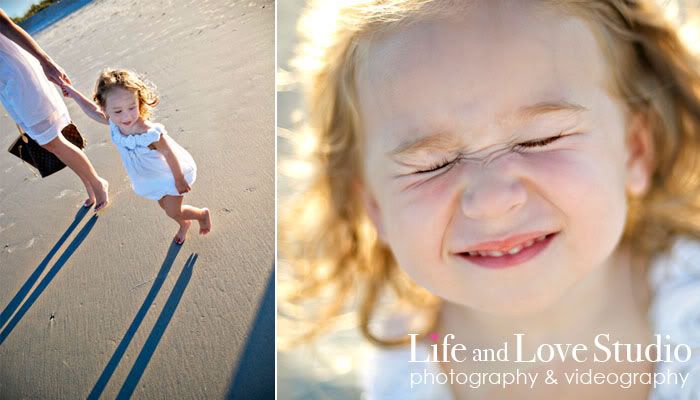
281,0,700,347
93,68,160,120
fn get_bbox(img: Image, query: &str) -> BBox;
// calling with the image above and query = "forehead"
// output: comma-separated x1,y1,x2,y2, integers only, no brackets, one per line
355,1,612,146
105,87,138,108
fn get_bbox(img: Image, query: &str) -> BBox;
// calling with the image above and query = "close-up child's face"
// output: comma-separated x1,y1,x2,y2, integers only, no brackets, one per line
104,86,141,131
358,1,651,315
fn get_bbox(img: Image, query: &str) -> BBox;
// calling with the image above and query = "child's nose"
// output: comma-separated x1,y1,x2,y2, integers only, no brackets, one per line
460,173,527,220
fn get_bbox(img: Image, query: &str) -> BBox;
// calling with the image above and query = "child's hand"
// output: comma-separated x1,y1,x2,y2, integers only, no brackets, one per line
60,83,76,98
176,178,191,194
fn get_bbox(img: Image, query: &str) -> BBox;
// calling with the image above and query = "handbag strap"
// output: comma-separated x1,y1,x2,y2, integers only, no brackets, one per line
14,124,39,178
15,123,28,142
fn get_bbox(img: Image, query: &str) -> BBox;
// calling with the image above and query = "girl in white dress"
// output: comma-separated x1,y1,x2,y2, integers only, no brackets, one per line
281,0,700,398
63,69,211,244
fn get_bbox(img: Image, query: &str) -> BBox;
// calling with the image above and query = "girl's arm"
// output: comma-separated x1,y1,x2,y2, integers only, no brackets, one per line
0,8,70,86
62,84,109,125
151,134,191,194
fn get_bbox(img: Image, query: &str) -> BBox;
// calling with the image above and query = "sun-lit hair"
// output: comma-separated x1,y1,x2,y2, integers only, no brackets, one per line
281,0,700,347
93,68,160,120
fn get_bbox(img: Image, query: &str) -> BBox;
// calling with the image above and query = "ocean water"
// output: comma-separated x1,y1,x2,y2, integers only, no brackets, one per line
15,0,93,35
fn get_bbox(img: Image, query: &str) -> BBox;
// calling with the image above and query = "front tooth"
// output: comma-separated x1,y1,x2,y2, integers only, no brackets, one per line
508,246,522,255
523,240,534,248
487,250,504,257
478,251,489,257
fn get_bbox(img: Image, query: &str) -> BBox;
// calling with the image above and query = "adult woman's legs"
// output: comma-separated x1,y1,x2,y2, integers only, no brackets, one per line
42,134,109,210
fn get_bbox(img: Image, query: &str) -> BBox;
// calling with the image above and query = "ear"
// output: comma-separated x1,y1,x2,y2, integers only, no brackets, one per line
354,179,387,241
624,111,655,197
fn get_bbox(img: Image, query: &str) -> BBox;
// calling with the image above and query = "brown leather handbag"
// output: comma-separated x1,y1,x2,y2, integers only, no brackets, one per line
7,123,86,178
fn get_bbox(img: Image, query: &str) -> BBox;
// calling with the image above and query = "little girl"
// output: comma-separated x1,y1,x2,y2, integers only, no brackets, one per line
282,0,700,398
63,69,211,244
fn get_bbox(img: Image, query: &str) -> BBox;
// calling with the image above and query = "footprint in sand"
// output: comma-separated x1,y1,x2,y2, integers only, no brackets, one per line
85,142,108,151
55,189,79,199
0,222,16,234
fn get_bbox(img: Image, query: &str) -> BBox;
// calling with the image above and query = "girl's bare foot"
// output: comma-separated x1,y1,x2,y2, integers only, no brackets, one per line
198,208,212,235
94,178,110,212
174,220,192,245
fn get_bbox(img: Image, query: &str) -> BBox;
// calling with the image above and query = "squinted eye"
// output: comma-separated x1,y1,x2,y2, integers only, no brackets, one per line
414,158,456,174
514,132,564,150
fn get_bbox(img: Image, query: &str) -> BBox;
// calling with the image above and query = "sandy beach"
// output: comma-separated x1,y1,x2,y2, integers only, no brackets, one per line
0,0,274,398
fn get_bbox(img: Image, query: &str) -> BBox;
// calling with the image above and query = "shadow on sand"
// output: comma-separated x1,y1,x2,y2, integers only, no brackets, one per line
0,208,97,345
226,264,275,399
115,253,197,399
87,246,197,400
0,206,90,329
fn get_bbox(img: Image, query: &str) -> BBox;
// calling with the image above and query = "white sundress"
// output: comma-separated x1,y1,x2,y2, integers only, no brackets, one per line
362,237,700,399
0,33,70,145
109,120,196,200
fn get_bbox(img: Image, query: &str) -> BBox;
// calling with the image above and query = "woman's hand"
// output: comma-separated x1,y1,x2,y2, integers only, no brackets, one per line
41,58,71,87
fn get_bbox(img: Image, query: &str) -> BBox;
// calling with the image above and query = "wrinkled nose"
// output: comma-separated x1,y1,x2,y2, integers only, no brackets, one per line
461,174,527,220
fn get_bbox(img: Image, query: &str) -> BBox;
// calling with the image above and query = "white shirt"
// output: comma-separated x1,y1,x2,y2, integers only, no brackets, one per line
0,32,69,145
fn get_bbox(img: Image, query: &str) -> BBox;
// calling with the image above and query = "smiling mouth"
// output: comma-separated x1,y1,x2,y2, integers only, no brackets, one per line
463,233,554,257
456,232,559,269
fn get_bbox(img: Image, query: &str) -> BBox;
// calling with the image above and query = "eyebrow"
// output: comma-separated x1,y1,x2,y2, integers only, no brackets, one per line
516,101,587,121
388,131,463,159
387,101,587,159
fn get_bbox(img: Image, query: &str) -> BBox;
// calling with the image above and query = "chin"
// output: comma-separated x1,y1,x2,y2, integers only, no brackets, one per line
446,286,569,317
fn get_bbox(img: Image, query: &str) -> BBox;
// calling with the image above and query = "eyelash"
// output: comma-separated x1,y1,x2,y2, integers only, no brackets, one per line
414,158,456,174
114,106,136,114
413,133,565,174
514,132,564,149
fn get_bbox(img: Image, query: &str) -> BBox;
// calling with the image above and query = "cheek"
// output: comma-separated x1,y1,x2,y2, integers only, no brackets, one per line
523,148,628,255
371,170,464,272
381,184,451,257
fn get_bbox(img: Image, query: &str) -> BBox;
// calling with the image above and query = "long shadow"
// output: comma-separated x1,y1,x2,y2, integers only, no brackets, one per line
226,265,275,400
116,253,198,399
0,206,90,329
86,243,183,400
0,214,98,345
